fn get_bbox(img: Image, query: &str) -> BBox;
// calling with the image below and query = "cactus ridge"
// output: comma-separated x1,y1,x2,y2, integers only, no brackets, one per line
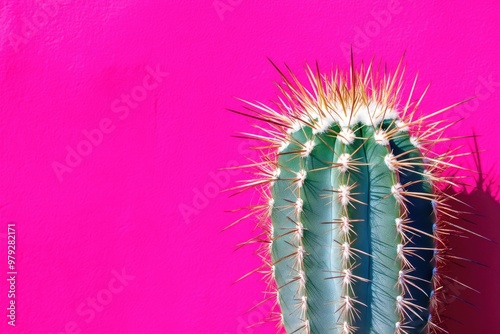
230,60,479,334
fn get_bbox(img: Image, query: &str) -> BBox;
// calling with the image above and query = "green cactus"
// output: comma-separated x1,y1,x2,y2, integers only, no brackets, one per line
230,59,480,334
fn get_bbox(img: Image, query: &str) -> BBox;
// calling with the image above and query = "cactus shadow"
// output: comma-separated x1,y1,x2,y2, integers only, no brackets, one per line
440,138,500,333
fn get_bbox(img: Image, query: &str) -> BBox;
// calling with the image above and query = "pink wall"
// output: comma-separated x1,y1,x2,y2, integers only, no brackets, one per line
0,1,498,333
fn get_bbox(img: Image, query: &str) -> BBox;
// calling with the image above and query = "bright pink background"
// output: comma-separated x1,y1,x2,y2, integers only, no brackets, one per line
0,1,499,333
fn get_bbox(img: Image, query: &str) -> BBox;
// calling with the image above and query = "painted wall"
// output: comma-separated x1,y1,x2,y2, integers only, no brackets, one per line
0,1,498,333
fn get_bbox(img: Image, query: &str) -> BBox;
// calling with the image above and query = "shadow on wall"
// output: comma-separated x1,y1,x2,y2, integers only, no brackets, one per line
441,136,500,333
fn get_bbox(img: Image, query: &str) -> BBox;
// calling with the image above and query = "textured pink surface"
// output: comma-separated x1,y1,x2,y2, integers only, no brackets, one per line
0,1,499,333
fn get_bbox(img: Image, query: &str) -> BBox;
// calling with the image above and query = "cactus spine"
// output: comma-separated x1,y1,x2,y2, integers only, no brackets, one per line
232,59,476,334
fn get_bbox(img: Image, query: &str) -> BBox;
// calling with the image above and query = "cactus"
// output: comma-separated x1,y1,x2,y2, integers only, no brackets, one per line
231,59,481,334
